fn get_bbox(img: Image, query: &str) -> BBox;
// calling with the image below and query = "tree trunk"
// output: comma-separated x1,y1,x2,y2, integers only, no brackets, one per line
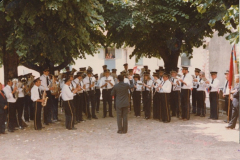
3,45,19,84
162,50,180,74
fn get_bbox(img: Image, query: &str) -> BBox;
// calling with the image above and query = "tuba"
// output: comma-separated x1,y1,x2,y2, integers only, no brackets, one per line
41,89,48,107
13,80,19,100
50,76,60,97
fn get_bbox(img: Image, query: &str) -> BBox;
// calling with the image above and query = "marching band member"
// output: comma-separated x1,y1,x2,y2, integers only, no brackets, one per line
170,69,181,118
122,63,129,77
158,67,164,81
111,69,118,110
61,76,79,130
132,74,142,117
223,70,231,123
71,74,80,123
179,66,193,121
16,77,26,129
152,73,161,119
192,68,201,114
94,74,101,113
142,72,153,119
40,68,53,125
3,79,18,132
83,69,98,120
31,78,43,130
0,82,8,134
196,71,207,117
100,69,114,118
206,71,220,120
158,73,172,123
100,65,107,79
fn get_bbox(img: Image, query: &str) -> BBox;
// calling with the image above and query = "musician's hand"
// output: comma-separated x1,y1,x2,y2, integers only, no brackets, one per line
205,81,209,84
13,87,17,92
193,79,198,82
134,85,137,88
4,105,7,109
176,81,180,85
38,99,44,103
223,95,225,98
179,79,183,82
128,75,133,80
49,87,54,91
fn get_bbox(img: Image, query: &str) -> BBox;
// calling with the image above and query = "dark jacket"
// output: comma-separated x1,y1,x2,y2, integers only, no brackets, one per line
111,81,133,108
232,84,239,108
0,90,7,114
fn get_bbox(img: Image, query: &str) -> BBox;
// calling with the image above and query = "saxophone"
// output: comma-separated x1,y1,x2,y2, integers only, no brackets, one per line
41,89,48,107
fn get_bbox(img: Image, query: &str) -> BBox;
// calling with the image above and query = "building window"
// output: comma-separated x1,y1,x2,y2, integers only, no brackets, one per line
135,56,143,66
181,53,191,66
105,48,115,59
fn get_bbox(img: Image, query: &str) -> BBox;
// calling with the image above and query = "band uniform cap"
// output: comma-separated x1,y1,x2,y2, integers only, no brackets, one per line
87,69,93,73
155,69,159,73
163,72,169,77
102,65,107,68
182,66,189,70
33,77,41,83
133,74,140,78
195,68,201,72
79,67,86,71
76,72,83,75
112,69,117,73
43,68,50,72
224,70,229,74
94,74,98,77
143,65,148,69
153,73,159,77
170,69,177,73
128,69,133,72
123,63,128,66
210,71,217,75
74,75,79,79
159,66,164,71
144,72,150,76
104,69,110,73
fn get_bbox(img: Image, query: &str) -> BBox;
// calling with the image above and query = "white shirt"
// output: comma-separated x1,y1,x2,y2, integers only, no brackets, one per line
100,76,115,89
60,79,65,89
83,76,96,91
61,84,74,101
40,74,51,91
223,80,230,95
143,79,153,91
134,80,143,91
31,85,41,102
124,78,130,85
207,78,220,92
170,77,181,91
95,79,101,89
197,79,207,91
159,80,172,93
153,79,162,91
3,85,16,103
193,75,200,89
181,73,193,89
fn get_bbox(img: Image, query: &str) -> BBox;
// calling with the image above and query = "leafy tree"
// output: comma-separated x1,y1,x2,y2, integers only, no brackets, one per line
101,0,234,73
0,0,105,81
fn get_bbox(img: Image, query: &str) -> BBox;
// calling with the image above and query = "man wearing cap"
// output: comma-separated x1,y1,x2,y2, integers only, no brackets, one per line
206,71,220,120
100,65,107,79
196,72,208,117
3,79,18,132
192,68,201,114
122,63,129,77
83,69,98,120
132,74,142,117
128,69,134,111
179,66,193,121
158,73,172,122
223,70,231,122
24,73,34,122
94,74,101,113
61,77,79,130
31,78,44,130
100,69,115,118
40,68,53,125
226,74,239,129
152,73,161,119
170,69,181,118
142,72,153,119
158,67,165,81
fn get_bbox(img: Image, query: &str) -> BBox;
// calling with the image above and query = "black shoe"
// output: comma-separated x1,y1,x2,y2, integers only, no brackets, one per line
212,118,218,120
25,120,30,122
77,120,80,123
102,116,106,118
208,117,212,119
200,115,205,117
44,123,49,125
8,129,14,132
224,120,228,123
92,116,98,119
96,111,99,113
87,117,92,120
1,132,7,134
68,127,77,130
117,131,122,134
109,115,114,118
195,114,200,116
225,126,234,129
163,121,169,123
80,119,86,122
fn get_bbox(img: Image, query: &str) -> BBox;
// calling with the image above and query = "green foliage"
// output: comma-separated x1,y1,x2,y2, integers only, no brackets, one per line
0,0,105,71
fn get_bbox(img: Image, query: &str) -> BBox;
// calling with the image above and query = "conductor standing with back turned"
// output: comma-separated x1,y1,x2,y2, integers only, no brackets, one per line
111,75,133,134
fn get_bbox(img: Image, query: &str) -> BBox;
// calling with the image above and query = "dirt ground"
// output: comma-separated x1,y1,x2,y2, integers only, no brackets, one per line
0,103,239,160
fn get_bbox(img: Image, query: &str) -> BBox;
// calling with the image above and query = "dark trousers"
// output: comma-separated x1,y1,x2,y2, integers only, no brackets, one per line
209,92,219,119
52,97,58,120
181,89,191,120
16,97,24,127
192,88,197,113
95,88,101,111
170,91,181,117
86,90,96,118
114,95,116,110
63,100,74,129
116,107,128,133
33,101,42,130
153,92,159,119
44,91,52,124
102,89,113,117
196,91,206,115
133,91,141,116
142,91,151,118
76,93,84,121
160,93,171,122
224,95,232,120
73,95,78,123
228,101,239,128
82,92,87,114
24,95,31,121
7,102,17,130
0,111,7,133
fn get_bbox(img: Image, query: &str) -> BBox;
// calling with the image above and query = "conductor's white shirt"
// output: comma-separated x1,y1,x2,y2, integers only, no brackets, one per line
61,84,74,101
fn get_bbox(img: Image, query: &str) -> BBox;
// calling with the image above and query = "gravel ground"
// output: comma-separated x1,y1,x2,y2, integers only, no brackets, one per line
0,103,239,160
